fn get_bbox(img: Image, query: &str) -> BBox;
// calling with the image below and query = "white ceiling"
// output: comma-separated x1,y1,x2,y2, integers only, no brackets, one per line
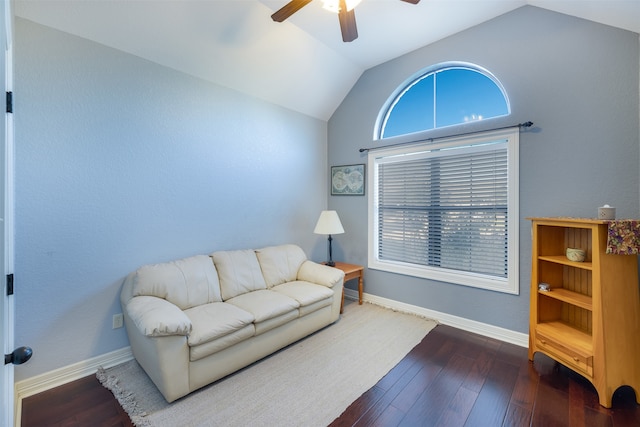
13,0,640,120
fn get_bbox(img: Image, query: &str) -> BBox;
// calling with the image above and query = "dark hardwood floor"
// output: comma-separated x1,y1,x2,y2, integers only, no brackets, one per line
21,374,133,427
21,324,640,426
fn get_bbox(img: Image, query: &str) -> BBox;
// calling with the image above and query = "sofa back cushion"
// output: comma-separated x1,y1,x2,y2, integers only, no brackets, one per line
211,249,267,300
131,255,222,310
255,244,307,288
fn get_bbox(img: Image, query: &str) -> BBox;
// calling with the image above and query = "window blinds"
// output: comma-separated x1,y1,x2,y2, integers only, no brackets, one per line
376,141,508,278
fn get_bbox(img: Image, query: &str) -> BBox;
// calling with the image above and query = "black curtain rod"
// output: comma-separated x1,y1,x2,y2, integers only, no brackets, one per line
359,121,534,153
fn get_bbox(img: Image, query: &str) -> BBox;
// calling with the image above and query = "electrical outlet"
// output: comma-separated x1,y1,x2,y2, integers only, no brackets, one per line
112,313,124,329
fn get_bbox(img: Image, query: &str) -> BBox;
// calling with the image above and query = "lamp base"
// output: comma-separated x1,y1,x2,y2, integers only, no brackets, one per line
325,235,336,267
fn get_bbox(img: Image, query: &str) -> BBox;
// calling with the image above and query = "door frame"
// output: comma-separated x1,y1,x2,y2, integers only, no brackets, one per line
1,0,15,425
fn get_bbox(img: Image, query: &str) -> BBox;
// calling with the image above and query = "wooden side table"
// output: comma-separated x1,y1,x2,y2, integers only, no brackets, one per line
327,262,364,313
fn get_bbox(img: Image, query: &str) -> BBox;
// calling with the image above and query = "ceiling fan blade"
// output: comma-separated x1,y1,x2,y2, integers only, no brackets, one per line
271,0,313,22
338,0,358,42
400,0,421,4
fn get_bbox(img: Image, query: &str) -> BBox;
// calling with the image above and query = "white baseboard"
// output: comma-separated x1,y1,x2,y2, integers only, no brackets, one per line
344,288,529,348
14,346,133,427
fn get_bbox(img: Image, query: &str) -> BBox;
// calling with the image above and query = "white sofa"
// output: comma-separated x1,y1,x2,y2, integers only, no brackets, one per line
120,244,344,402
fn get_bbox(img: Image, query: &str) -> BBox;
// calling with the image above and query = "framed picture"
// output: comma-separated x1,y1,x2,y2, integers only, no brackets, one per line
331,164,365,196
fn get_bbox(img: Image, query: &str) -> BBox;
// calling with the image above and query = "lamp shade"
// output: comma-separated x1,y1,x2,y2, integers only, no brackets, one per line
313,210,345,235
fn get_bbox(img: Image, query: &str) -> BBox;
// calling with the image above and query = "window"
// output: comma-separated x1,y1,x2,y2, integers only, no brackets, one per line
378,64,509,139
368,128,519,294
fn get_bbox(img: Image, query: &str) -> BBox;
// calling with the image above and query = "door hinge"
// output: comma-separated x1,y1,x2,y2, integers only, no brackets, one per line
6,274,14,296
6,91,12,113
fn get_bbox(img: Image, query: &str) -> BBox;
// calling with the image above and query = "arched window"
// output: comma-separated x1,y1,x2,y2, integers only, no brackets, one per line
378,63,510,139
369,63,518,294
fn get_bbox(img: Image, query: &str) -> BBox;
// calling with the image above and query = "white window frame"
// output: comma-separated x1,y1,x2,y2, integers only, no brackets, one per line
367,128,519,294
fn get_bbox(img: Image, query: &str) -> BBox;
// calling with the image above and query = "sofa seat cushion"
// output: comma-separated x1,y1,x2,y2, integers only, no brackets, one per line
227,289,299,322
254,310,300,335
271,281,334,314
227,289,301,336
189,324,255,362
184,302,254,347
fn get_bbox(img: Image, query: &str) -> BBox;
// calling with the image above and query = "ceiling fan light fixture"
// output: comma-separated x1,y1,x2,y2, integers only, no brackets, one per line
272,0,419,43
322,0,362,13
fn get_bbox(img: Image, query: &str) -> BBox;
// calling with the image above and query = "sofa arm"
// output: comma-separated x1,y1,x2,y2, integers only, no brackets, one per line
126,296,192,337
297,260,345,288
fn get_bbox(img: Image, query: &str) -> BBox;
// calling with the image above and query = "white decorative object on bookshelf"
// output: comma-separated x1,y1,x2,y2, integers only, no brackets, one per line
565,247,585,262
598,204,616,219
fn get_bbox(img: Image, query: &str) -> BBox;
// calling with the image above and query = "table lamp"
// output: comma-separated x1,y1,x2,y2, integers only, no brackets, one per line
314,210,344,267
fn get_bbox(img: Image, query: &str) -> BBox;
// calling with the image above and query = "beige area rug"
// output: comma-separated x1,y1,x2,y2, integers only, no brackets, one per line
97,302,437,427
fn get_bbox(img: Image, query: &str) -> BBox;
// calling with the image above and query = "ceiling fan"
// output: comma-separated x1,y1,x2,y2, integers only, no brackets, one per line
271,0,421,43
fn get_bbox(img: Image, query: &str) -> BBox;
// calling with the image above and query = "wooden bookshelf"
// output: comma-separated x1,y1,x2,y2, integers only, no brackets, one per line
528,217,640,407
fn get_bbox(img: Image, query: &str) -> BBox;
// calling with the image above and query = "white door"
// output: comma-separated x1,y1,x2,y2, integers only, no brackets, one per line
1,0,13,424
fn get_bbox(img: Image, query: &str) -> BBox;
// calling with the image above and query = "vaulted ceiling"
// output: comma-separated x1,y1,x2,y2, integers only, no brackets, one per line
13,0,640,120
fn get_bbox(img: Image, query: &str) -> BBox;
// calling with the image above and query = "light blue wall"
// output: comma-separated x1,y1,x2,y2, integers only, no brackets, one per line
14,18,329,380
328,6,640,333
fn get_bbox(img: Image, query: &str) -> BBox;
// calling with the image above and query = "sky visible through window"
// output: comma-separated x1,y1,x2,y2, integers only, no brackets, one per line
381,67,509,139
